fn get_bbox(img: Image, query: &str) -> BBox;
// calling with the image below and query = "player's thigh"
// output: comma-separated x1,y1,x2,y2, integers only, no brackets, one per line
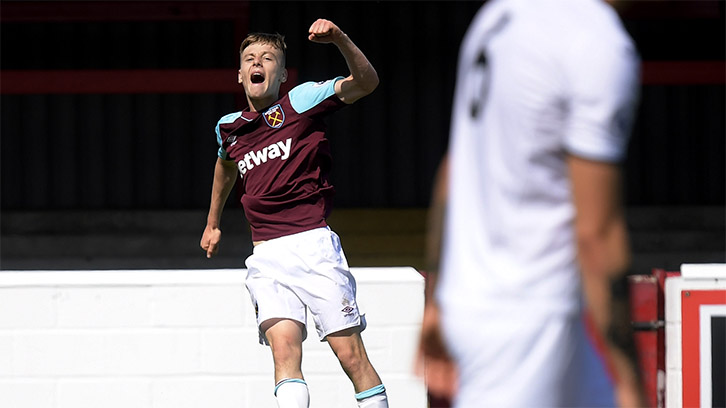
263,318,306,341
245,254,308,344
294,230,365,340
246,272,307,321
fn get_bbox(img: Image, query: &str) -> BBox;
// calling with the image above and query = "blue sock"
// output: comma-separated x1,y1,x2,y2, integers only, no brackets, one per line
355,384,388,408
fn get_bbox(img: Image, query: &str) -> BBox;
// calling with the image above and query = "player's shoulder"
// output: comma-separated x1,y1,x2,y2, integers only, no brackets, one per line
522,0,637,70
288,77,344,114
558,0,633,46
215,111,242,146
217,111,242,126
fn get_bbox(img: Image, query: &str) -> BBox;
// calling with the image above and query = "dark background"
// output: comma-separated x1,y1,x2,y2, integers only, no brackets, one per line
2,0,724,210
1,0,724,271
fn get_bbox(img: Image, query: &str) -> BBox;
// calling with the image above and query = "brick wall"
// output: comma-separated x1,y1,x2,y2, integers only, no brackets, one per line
0,268,426,408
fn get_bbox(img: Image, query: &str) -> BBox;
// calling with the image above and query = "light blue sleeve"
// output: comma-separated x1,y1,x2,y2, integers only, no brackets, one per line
288,76,345,114
215,112,240,161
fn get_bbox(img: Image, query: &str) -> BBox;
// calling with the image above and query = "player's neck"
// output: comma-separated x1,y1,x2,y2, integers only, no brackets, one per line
247,95,279,113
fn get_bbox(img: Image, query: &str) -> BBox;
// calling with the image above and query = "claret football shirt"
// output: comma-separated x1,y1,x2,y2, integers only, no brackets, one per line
215,77,346,241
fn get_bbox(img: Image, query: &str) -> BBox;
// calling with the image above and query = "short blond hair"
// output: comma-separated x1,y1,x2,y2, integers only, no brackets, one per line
240,32,287,66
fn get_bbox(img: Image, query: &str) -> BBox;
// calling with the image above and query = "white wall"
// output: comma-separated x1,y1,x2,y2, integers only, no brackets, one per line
0,267,427,408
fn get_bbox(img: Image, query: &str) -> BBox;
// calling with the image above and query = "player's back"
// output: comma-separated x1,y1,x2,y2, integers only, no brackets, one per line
439,0,639,313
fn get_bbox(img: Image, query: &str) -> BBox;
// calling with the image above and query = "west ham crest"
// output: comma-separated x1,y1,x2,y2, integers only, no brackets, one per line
263,104,285,129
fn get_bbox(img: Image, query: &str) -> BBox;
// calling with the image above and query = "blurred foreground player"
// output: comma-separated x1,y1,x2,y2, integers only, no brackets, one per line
417,0,645,406
200,19,387,408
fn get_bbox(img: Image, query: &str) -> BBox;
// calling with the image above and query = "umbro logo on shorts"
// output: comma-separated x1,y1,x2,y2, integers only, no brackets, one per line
341,306,354,316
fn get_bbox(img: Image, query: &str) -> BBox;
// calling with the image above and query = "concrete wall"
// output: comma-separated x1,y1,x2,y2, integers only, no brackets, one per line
0,267,427,408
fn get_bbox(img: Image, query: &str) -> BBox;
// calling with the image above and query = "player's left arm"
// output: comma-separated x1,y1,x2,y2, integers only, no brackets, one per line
308,19,379,104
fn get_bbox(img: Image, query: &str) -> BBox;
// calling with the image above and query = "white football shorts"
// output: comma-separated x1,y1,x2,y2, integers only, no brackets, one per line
244,227,366,345
440,304,615,407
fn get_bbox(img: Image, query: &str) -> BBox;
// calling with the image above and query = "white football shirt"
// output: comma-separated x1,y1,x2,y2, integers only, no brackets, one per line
437,0,640,315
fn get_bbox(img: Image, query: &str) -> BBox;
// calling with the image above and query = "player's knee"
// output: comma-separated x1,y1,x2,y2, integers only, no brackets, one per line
336,347,366,375
270,338,302,364
272,343,301,361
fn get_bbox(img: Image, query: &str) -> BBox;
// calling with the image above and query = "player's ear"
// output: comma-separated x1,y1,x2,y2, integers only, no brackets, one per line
238,69,244,84
281,68,288,83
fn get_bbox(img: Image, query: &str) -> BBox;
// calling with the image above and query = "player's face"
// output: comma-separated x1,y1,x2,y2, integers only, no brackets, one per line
238,43,287,109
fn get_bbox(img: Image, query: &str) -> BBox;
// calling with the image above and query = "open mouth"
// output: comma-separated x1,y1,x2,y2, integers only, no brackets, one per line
250,72,265,84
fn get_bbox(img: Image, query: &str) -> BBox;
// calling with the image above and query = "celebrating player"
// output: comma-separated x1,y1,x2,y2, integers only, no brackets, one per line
200,19,387,408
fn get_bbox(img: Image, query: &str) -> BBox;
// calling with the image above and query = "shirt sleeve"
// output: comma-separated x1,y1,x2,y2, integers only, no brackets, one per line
564,34,640,163
288,77,346,115
215,112,240,161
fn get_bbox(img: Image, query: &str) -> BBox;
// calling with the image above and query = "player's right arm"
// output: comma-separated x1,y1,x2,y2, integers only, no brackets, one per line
415,154,458,399
201,158,238,258
307,19,379,104
569,156,645,408
566,21,644,407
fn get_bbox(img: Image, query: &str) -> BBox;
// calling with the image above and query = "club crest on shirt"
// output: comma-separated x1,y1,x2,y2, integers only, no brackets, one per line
263,104,285,129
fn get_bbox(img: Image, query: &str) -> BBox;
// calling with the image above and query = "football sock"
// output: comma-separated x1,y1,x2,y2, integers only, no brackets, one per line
274,378,309,408
355,384,388,408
